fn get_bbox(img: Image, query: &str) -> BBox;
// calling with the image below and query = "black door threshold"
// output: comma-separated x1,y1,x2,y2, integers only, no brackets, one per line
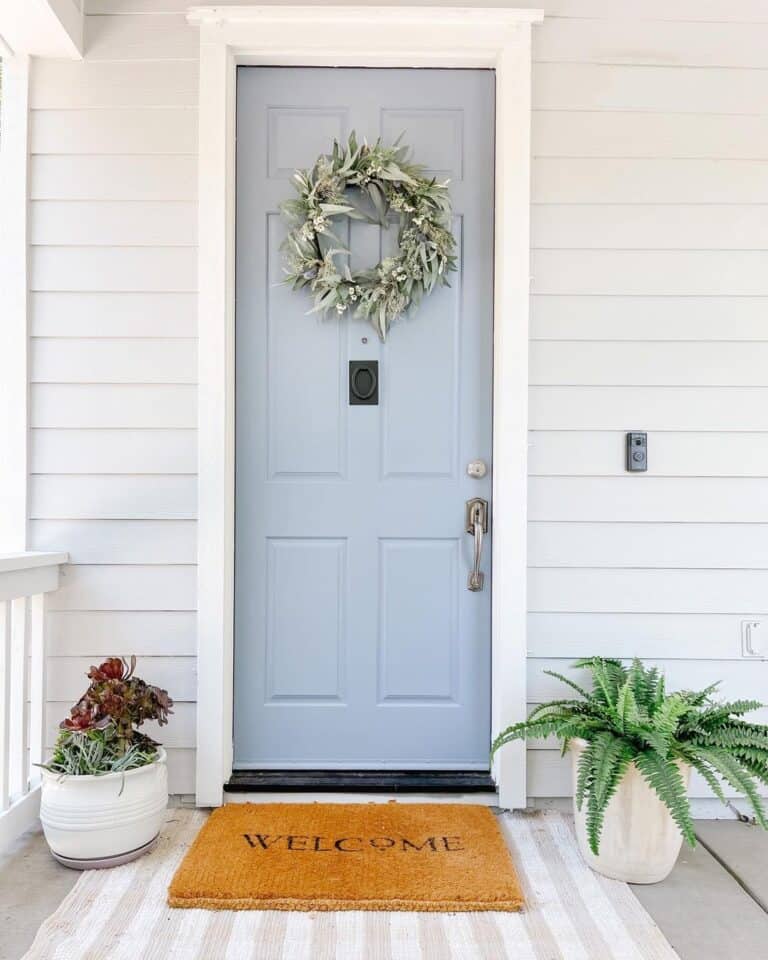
225,770,495,792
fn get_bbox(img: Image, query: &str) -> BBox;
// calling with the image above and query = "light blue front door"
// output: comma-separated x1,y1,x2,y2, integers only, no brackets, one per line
234,67,495,770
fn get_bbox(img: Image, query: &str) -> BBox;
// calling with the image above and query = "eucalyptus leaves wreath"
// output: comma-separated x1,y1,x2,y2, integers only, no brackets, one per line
280,132,457,340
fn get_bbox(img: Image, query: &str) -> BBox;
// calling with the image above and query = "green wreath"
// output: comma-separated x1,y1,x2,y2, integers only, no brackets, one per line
280,132,457,341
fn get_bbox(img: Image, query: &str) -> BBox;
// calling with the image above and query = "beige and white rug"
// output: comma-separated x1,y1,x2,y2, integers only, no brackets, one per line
23,809,679,960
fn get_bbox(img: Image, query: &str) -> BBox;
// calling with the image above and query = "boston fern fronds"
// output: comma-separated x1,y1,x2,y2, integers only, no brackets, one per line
491,658,768,855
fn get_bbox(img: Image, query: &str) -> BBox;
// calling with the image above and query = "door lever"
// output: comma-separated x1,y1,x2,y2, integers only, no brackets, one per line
465,498,488,592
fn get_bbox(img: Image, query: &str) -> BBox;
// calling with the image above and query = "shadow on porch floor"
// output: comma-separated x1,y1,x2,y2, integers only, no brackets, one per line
2,816,767,960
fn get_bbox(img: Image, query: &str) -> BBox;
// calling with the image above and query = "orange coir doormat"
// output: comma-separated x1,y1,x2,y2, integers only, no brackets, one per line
168,802,524,913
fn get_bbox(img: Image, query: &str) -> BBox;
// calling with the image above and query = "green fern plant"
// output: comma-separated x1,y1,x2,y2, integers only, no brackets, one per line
492,658,768,855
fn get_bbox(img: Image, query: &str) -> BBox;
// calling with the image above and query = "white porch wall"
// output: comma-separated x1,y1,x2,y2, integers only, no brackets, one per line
28,0,768,798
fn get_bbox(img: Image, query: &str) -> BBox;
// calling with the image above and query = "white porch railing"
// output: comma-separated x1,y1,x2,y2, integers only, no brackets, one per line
0,552,67,850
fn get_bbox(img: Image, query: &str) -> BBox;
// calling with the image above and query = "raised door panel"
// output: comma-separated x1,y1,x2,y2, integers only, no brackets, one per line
265,539,347,702
268,108,349,179
378,539,459,703
265,215,347,479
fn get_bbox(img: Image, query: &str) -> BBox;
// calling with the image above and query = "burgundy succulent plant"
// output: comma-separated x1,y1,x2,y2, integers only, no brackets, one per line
61,655,174,754
60,703,110,733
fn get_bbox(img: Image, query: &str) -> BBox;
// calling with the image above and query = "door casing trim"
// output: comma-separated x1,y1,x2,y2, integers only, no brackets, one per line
190,4,543,808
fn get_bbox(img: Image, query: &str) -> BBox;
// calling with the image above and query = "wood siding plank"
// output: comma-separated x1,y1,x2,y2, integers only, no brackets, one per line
528,612,762,660
30,108,197,155
531,296,768,341
530,386,768,431
30,59,199,109
529,568,768,613
533,111,768,160
30,520,197,563
529,477,768,522
530,341,768,386
31,156,196,201
534,159,768,204
31,385,197,428
30,428,196,473
31,292,196,337
30,475,197,520
31,338,196,383
31,202,197,247
48,565,196,611
31,247,196,293
529,522,768,568
535,18,768,68
533,63,768,115
532,250,768,296
46,610,196,656
532,206,768,251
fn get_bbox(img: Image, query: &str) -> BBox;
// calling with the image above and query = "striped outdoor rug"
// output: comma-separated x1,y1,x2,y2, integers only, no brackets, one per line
23,808,679,960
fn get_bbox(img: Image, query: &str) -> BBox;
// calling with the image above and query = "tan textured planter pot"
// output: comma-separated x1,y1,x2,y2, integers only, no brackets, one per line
569,738,691,884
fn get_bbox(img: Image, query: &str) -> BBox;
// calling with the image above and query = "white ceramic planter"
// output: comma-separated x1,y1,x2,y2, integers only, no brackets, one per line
40,748,168,869
570,738,691,884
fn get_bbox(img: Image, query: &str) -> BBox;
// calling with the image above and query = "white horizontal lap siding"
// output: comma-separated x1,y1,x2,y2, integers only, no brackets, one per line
524,1,768,804
533,112,768,159
29,476,197,520
531,297,768,341
30,7,199,795
31,203,197,247
534,63,768,115
30,108,197,155
31,156,196,202
533,206,768,251
31,293,197,337
530,386,768,431
535,18,768,68
56,1,767,803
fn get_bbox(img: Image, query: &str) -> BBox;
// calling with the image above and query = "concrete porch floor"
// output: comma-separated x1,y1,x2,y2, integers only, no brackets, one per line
2,816,767,959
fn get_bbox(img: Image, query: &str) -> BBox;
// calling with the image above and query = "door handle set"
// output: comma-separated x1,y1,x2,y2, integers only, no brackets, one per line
465,498,488,592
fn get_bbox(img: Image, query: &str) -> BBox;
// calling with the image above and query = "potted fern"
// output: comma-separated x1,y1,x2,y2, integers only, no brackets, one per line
39,656,173,869
492,658,768,883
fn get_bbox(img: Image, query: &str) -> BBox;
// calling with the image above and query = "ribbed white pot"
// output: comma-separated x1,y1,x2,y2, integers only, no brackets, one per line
40,748,168,869
570,738,691,884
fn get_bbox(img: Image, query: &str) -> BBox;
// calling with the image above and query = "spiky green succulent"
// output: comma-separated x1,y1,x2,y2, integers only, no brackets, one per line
280,132,456,341
41,722,158,777
492,657,768,855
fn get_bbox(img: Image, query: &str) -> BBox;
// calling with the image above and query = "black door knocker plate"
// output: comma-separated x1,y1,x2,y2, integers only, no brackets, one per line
349,360,379,405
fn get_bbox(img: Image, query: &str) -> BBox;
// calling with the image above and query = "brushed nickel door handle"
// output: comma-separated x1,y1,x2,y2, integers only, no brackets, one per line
466,498,488,592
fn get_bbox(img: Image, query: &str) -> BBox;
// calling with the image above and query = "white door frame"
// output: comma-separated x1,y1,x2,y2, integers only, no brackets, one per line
190,4,543,808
